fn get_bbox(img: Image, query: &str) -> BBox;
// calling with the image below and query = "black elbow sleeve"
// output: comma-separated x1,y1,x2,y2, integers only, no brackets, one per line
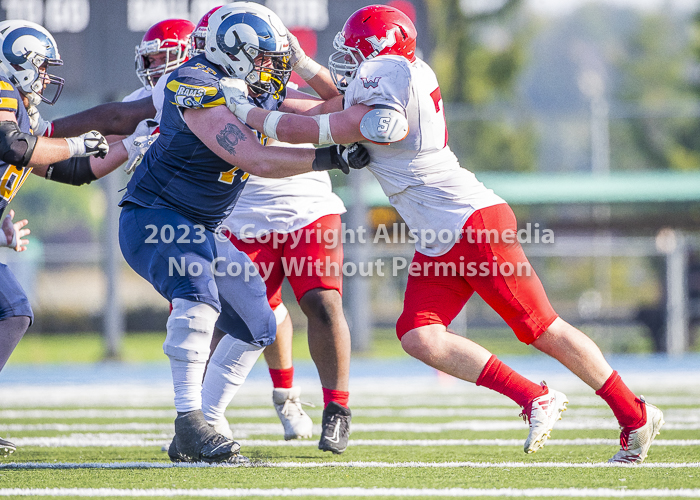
0,121,38,167
45,156,97,186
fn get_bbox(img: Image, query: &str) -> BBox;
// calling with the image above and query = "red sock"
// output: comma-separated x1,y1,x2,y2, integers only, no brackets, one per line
269,367,294,389
595,371,646,429
322,387,349,408
476,355,548,407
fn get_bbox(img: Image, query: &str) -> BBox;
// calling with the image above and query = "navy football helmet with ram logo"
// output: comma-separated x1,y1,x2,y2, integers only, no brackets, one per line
205,2,291,98
0,20,64,105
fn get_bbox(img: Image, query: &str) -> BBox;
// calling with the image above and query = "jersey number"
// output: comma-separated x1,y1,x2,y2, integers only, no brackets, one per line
0,165,31,203
430,87,448,148
219,166,249,185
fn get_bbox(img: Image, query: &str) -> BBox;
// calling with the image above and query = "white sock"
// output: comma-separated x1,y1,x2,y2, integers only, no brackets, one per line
201,334,264,424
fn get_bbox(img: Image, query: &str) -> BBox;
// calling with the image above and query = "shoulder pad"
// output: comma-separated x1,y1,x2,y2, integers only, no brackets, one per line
360,107,409,144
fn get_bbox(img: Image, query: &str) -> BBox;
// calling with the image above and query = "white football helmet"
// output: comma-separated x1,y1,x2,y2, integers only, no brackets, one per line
205,2,291,98
0,20,63,105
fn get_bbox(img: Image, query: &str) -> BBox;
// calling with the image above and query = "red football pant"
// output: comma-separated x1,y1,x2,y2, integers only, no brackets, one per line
396,204,558,343
227,214,344,307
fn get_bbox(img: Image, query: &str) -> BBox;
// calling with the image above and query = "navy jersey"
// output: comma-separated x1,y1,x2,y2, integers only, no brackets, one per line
0,76,32,220
120,54,285,231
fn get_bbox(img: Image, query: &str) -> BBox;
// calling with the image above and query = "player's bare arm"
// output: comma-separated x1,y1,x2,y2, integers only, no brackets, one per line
52,96,156,137
0,110,108,171
220,84,370,145
281,89,345,116
183,105,365,177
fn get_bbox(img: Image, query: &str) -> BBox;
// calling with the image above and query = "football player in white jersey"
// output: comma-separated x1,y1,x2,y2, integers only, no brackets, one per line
219,4,665,464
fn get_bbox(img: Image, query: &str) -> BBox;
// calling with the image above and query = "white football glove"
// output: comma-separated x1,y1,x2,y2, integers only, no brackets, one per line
27,105,53,137
287,31,321,81
65,131,109,159
124,132,159,175
121,118,160,174
1,210,29,252
219,77,254,122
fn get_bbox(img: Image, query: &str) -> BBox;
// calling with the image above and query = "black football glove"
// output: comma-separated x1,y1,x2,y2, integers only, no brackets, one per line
313,143,370,174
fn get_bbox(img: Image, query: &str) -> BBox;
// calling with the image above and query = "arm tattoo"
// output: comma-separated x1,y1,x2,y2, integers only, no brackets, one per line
216,123,247,156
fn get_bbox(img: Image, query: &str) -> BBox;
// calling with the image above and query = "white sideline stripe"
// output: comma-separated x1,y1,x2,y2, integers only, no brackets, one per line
4,420,700,433
0,390,700,414
2,488,700,498
3,407,699,420
2,461,700,470
11,437,700,448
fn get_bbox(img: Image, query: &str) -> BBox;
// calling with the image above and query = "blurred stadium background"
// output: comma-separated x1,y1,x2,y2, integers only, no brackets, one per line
1,0,699,358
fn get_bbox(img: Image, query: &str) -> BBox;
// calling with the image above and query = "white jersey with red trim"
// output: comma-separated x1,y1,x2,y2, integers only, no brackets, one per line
222,146,346,238
344,55,504,257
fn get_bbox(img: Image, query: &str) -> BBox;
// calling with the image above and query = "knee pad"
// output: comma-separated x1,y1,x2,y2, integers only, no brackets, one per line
164,298,219,362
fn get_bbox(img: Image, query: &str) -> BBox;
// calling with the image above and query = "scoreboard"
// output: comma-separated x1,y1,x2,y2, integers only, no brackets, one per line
0,0,429,105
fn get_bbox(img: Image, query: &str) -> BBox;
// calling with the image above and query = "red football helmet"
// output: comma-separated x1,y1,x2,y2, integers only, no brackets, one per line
190,6,221,57
329,4,417,91
135,18,195,89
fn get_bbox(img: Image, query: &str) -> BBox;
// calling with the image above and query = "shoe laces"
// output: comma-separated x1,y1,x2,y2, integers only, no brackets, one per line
280,397,314,417
619,426,632,450
519,403,533,424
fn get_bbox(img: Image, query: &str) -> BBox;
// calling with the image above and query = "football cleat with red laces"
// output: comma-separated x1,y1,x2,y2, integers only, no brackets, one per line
608,397,664,464
521,382,568,454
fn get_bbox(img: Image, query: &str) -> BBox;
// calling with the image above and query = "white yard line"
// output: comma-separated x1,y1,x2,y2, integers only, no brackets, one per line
3,420,699,433
2,461,700,470
8,436,700,448
1,381,698,409
3,407,699,419
2,487,700,497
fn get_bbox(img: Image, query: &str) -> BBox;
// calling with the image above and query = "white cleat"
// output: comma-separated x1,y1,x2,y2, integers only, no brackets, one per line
609,397,665,464
522,382,568,454
273,386,313,440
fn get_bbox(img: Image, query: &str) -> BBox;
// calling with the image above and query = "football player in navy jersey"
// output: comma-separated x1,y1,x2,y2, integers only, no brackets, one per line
117,2,369,464
0,20,109,457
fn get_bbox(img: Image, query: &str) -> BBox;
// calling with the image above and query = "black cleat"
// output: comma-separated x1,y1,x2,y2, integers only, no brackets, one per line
318,402,351,454
167,437,189,462
168,435,250,464
0,438,15,457
172,409,246,464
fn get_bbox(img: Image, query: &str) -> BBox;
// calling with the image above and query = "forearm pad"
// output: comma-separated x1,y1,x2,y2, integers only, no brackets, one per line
0,121,38,167
45,156,97,186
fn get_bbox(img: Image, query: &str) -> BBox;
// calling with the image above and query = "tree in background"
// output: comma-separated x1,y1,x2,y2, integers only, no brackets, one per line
425,0,537,172
8,175,105,244
618,8,699,171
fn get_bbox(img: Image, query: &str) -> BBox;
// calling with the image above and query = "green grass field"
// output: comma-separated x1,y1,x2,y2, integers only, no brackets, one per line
1,333,699,499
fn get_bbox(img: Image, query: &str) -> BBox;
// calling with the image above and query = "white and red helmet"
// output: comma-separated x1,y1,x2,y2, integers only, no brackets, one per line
190,6,221,57
329,4,417,91
135,18,195,89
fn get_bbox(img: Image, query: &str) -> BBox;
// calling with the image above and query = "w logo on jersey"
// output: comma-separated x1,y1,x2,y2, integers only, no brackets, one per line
366,28,398,54
361,76,382,89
